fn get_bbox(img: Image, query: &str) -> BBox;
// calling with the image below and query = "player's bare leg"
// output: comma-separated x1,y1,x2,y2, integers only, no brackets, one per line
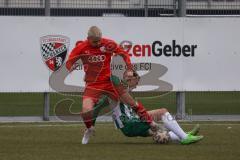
147,108,169,122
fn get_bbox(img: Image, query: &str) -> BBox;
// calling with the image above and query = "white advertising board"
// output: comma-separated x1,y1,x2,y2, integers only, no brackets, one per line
0,17,239,92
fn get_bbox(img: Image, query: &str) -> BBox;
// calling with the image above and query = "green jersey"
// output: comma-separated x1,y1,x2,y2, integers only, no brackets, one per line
112,102,150,137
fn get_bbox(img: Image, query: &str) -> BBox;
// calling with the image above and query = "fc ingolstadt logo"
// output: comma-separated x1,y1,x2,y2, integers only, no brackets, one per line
40,35,70,71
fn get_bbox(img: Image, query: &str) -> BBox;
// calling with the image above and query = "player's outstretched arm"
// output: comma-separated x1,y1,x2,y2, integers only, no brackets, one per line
110,75,158,131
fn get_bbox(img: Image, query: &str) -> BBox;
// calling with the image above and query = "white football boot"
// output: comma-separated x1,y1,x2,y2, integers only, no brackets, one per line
82,126,95,144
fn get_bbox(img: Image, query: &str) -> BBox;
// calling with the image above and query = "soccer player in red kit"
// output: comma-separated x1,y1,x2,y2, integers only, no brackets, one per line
66,26,157,144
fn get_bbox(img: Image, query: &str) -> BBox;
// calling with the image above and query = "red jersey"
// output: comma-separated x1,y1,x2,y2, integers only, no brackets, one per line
66,38,132,83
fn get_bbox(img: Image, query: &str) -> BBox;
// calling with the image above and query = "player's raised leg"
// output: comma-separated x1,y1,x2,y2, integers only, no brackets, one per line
148,108,203,144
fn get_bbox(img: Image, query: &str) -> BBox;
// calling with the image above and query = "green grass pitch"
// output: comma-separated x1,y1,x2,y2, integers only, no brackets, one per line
0,122,240,160
0,92,240,116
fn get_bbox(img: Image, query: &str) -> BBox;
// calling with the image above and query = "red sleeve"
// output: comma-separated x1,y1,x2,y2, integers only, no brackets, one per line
114,44,133,70
66,43,85,71
133,101,153,124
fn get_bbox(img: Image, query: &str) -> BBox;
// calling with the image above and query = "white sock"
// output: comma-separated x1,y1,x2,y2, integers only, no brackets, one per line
168,131,180,141
162,112,187,140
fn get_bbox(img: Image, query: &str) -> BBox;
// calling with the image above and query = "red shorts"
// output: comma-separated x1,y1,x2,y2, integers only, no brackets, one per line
83,81,120,103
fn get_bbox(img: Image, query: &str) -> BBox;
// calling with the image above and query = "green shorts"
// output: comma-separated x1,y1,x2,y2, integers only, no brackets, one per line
119,115,151,137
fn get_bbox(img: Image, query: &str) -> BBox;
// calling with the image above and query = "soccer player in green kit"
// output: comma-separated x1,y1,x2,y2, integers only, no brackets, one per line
92,75,204,145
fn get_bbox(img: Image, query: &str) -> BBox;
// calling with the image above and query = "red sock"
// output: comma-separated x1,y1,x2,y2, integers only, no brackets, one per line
81,111,93,128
